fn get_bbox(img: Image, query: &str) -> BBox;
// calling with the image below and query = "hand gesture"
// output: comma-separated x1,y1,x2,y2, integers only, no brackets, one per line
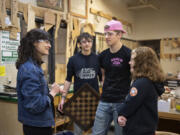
58,98,65,113
50,83,65,97
118,116,127,127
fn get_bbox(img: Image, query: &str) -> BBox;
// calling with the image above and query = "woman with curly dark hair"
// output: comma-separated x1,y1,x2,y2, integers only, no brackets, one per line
16,29,64,135
118,47,165,135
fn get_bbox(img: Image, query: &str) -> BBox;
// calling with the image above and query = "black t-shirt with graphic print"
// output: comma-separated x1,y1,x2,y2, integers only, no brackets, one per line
66,52,102,93
99,45,131,103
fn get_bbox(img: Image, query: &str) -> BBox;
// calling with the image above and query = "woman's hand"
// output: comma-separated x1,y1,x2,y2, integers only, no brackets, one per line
50,83,65,97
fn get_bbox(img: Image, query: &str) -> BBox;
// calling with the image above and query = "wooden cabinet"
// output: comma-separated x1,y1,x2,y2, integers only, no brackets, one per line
0,100,23,135
158,109,180,134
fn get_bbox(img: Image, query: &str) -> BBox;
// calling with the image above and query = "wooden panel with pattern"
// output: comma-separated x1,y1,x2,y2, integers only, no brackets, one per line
63,83,100,131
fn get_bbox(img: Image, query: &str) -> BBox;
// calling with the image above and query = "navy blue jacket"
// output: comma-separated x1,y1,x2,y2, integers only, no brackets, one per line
118,77,164,135
16,58,54,127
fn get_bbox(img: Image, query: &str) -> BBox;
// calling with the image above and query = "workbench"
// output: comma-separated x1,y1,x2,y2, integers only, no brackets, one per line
158,109,180,134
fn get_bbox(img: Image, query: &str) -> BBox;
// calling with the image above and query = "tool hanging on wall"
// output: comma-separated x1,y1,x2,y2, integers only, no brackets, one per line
160,37,180,60
44,10,56,31
10,0,19,40
0,0,7,29
100,36,104,53
177,38,180,45
11,0,18,27
160,39,165,59
71,18,80,56
27,4,36,32
81,23,95,36
171,38,178,48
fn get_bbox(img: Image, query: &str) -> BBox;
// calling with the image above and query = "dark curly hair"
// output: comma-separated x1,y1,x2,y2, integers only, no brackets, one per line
16,29,51,69
132,47,165,82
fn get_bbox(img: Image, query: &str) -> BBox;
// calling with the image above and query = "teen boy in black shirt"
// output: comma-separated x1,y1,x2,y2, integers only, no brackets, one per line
58,32,102,135
92,20,131,135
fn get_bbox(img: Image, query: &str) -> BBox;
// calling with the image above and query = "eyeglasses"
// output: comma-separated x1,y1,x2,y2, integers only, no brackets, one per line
104,32,116,37
80,40,92,44
104,25,110,30
37,39,50,44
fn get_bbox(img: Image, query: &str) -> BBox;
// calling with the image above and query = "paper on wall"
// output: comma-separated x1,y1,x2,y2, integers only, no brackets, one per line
0,65,6,76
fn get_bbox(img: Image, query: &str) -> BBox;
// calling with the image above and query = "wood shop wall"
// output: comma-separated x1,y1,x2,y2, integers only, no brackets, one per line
0,0,180,89
0,0,180,135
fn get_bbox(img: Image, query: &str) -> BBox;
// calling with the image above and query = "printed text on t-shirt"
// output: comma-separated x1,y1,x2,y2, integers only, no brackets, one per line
111,58,123,66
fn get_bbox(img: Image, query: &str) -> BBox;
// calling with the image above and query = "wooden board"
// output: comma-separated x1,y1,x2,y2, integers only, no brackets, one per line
63,83,100,131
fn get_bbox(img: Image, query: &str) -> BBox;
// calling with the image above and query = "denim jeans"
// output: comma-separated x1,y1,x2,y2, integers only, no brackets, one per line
92,101,123,135
74,123,83,135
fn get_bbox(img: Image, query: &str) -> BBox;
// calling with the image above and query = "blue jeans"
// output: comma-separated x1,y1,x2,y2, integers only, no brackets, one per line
74,123,83,135
92,101,123,135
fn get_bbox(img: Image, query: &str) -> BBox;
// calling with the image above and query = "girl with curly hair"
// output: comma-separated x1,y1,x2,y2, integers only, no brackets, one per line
118,47,165,135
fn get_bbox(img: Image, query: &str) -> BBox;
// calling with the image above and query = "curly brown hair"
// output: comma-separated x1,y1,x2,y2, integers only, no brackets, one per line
132,47,165,82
